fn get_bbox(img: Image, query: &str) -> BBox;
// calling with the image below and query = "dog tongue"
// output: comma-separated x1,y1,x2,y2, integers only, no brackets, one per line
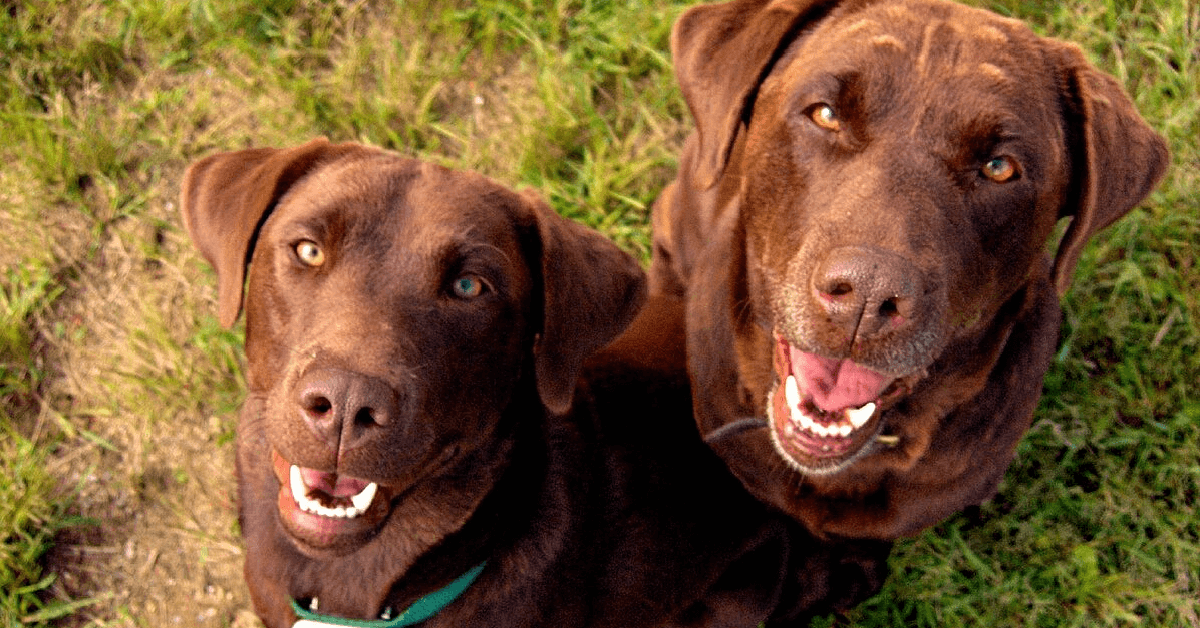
299,467,370,498
789,348,889,413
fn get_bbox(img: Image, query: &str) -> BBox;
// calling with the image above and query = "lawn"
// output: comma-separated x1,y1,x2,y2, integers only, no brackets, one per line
1,0,1196,626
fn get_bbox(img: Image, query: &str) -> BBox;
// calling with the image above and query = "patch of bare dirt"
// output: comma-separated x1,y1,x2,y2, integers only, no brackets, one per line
29,188,262,627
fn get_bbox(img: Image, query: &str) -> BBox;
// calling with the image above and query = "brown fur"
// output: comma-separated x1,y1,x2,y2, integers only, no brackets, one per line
650,0,1168,543
181,139,872,628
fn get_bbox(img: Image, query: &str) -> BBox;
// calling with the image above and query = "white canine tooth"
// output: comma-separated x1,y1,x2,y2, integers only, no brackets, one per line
351,482,378,513
846,402,877,429
838,423,852,438
290,465,307,504
784,375,801,409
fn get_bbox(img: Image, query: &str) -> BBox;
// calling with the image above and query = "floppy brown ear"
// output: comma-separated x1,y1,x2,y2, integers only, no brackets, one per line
671,0,840,188
527,193,647,415
1046,40,1170,295
180,138,367,327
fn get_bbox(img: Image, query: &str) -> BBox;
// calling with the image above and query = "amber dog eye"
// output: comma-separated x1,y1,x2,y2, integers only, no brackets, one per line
809,103,841,132
982,156,1019,183
451,274,487,299
294,240,325,267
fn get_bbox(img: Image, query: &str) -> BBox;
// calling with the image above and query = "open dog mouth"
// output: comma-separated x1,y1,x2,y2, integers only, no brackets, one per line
271,449,390,549
767,332,901,475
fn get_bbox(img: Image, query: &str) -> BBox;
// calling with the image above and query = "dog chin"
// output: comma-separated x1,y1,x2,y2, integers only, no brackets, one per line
270,449,392,554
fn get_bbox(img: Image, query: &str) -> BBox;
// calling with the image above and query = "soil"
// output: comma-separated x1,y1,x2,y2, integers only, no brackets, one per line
29,203,264,628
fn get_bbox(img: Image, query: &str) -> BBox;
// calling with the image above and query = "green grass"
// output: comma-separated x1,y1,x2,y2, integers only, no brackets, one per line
0,0,1195,626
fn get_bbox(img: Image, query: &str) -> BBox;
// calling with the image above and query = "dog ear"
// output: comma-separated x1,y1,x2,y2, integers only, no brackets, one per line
672,0,839,188
180,138,365,327
1046,41,1169,295
527,193,647,415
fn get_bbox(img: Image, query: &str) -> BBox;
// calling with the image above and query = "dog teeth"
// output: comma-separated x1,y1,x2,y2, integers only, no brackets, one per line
784,379,876,440
350,481,377,512
289,464,307,504
289,465,378,519
846,402,876,429
785,375,801,409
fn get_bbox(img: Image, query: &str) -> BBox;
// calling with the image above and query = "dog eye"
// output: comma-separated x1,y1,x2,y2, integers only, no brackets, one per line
808,103,841,132
981,156,1019,183
294,240,325,267
451,274,488,299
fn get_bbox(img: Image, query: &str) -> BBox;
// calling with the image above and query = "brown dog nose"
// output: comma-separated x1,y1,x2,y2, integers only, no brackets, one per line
296,368,399,449
812,246,923,341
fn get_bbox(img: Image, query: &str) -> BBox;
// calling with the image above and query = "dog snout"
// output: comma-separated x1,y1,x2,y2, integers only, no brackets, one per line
295,368,401,450
811,246,927,341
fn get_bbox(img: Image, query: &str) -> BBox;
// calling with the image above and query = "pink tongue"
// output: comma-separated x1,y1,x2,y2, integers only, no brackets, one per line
299,468,370,498
789,348,889,413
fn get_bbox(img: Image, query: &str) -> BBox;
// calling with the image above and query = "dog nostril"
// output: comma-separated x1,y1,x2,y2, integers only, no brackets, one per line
303,394,333,417
827,282,854,298
354,407,384,427
878,296,915,322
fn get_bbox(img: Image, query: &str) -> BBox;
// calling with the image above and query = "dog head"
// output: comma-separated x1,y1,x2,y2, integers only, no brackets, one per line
673,0,1167,480
182,139,645,554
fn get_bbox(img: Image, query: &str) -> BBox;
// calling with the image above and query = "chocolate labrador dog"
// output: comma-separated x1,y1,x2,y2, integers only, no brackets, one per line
650,0,1169,541
182,139,849,628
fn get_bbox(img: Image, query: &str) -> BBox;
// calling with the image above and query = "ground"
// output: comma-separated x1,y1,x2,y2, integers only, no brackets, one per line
1,0,1196,626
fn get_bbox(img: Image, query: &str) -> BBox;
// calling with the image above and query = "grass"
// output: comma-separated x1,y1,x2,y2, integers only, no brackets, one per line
0,0,1195,626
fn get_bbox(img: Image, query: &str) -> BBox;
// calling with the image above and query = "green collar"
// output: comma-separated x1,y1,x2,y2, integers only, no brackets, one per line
291,562,487,628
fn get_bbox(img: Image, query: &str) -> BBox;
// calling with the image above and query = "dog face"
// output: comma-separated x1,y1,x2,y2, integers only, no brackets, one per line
740,1,1074,475
182,140,644,568
669,0,1167,487
242,155,543,552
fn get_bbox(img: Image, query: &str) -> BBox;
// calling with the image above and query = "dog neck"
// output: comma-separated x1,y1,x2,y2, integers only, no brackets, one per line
289,561,487,627
369,388,557,616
